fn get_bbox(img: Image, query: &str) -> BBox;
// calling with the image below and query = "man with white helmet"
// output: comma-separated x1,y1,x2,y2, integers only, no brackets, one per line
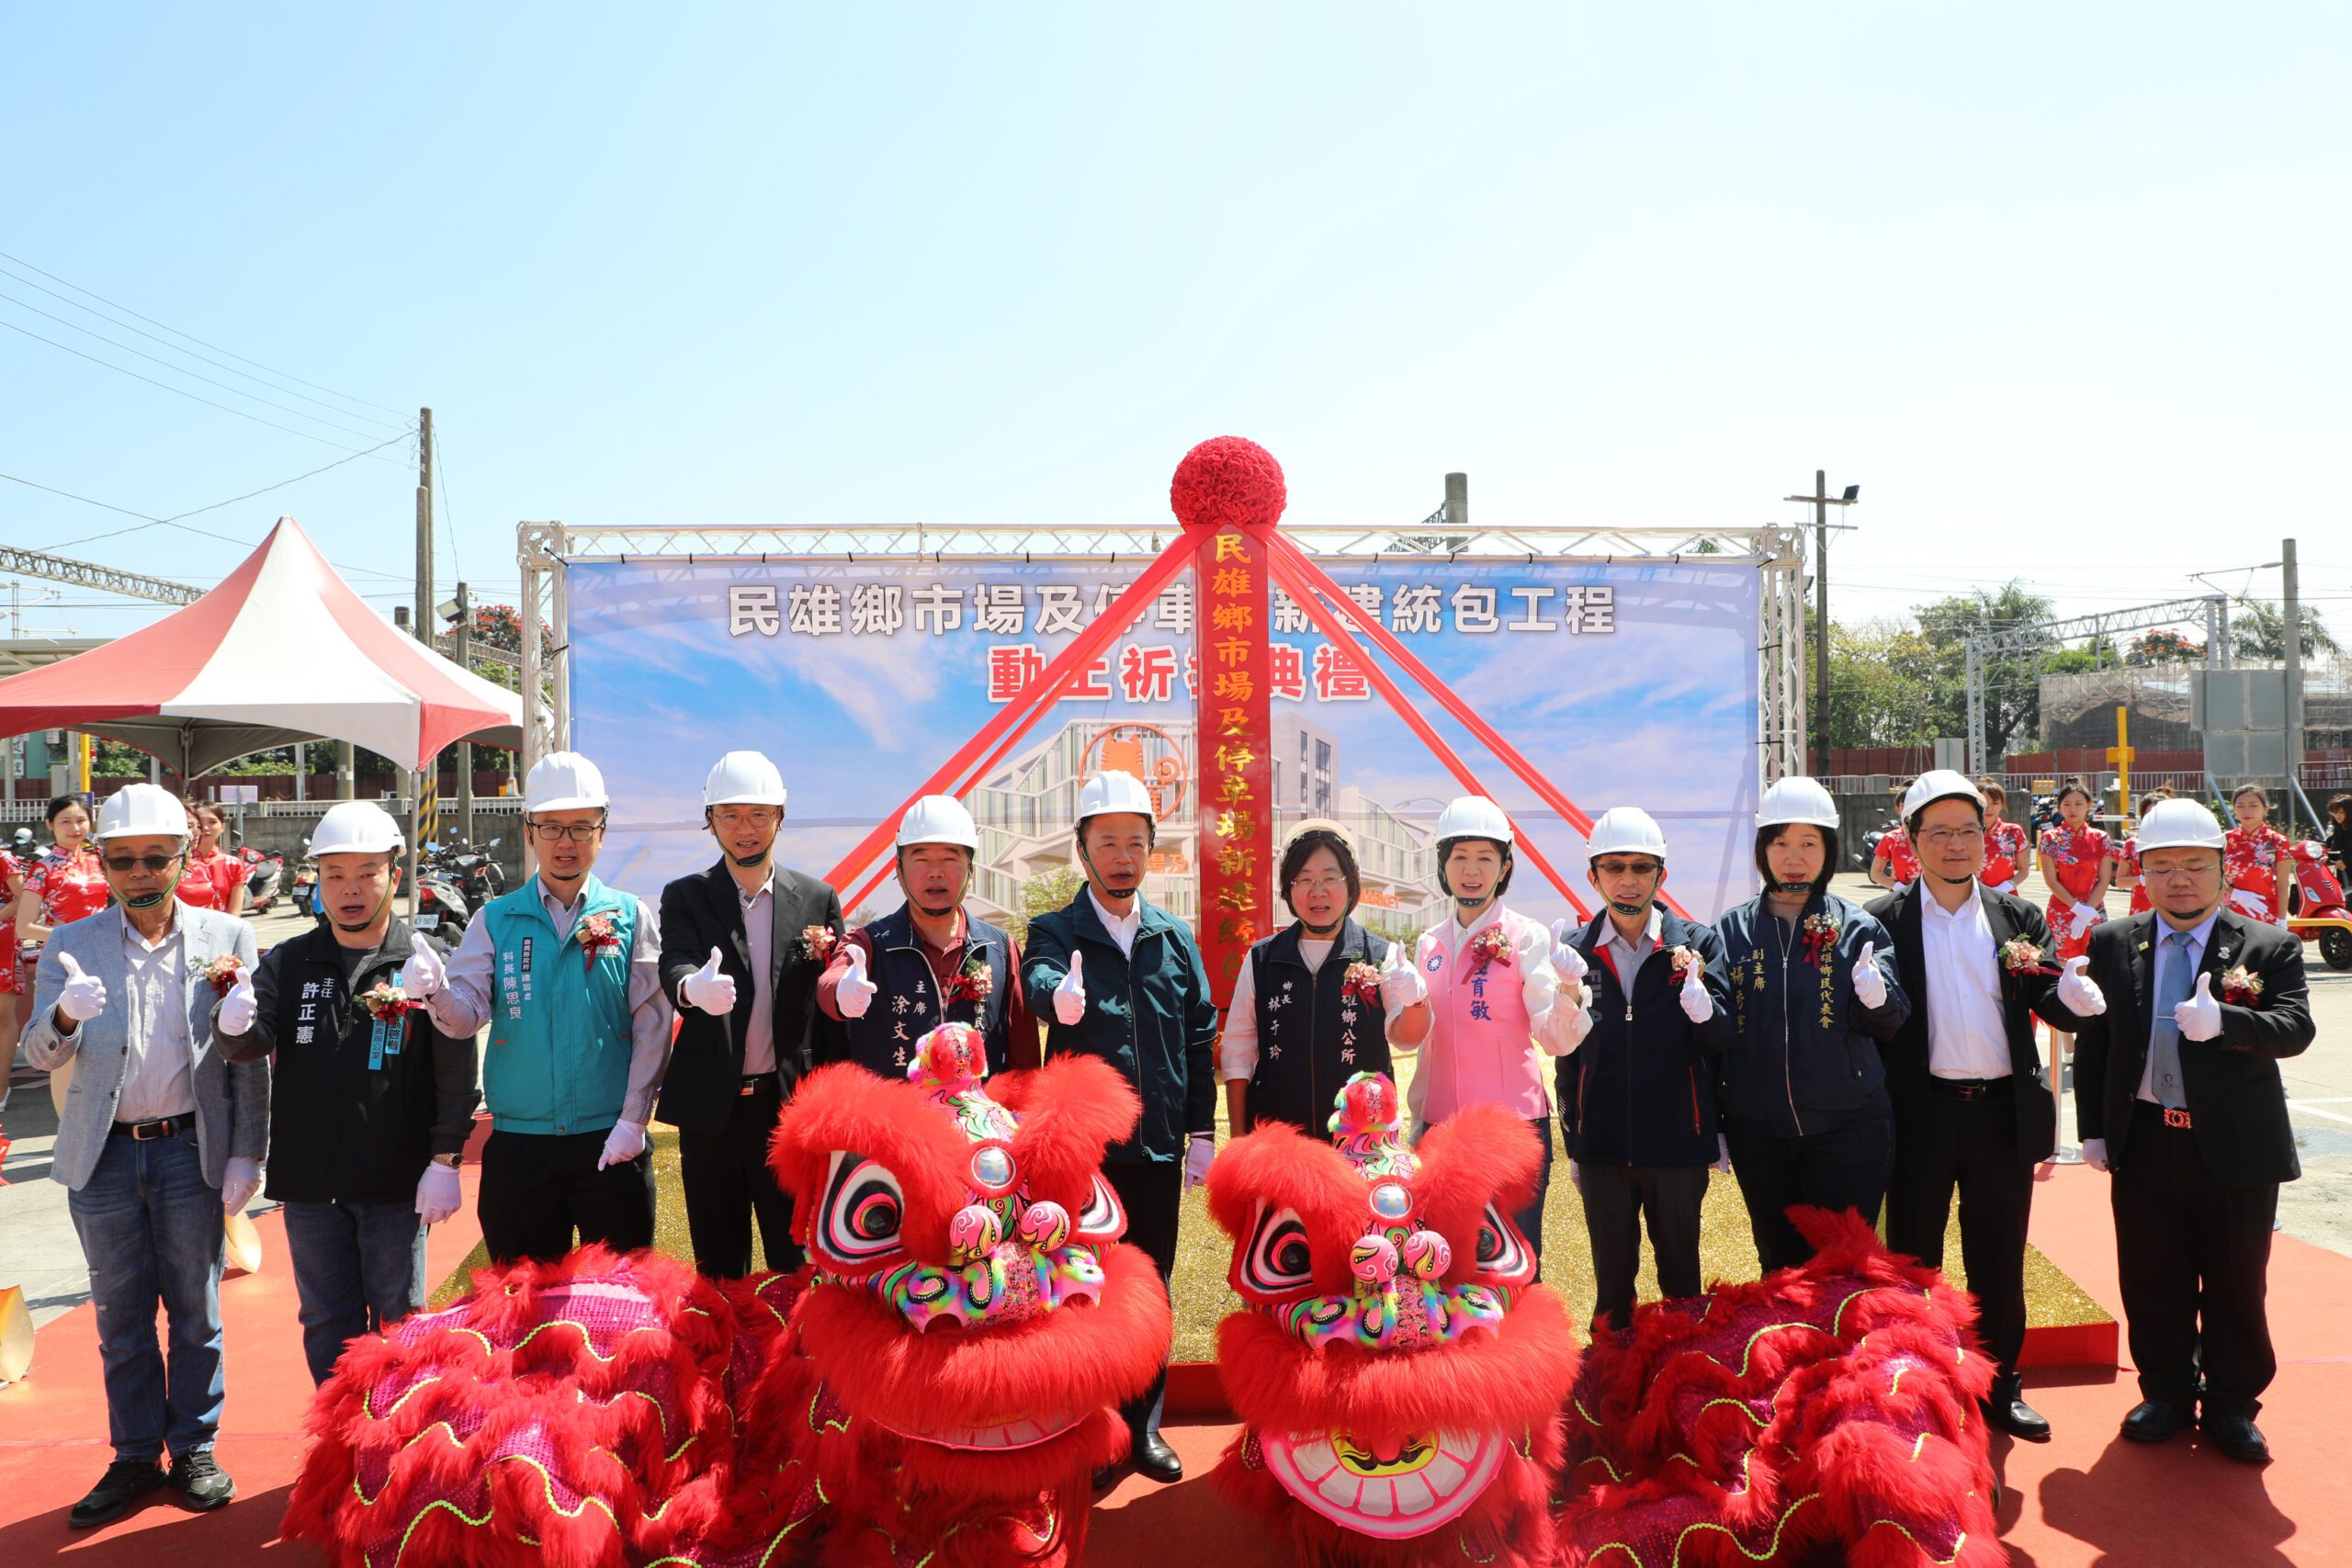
23,784,266,1526
401,751,673,1263
656,751,843,1279
2063,797,2314,1464
818,792,1039,1078
1022,770,1218,1487
1554,806,1730,1332
1402,795,1573,1276
1868,768,2103,1441
214,801,480,1385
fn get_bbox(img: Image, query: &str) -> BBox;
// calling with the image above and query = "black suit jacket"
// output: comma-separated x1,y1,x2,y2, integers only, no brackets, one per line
1866,883,2072,1163
654,860,843,1139
2067,908,2313,1185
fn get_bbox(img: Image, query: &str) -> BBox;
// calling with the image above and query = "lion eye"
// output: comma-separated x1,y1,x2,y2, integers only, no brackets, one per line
816,1153,905,1268
1238,1205,1316,1297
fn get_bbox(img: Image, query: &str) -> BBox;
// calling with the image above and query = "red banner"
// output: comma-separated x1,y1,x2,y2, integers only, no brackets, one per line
1193,525,1275,1007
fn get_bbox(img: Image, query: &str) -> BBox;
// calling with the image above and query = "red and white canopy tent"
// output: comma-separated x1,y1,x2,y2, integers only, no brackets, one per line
0,515,522,781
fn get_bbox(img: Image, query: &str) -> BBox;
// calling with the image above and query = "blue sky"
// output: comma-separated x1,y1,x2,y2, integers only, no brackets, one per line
5,5,2347,644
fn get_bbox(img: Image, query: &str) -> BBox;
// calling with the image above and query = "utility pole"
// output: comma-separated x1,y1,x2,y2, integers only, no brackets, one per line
413,408,435,650
1784,472,1860,773
2282,537,2302,834
454,581,474,845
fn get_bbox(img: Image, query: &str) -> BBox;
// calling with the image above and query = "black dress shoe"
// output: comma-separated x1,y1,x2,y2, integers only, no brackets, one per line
1091,1462,1121,1492
168,1450,236,1511
2201,1412,2270,1464
69,1461,167,1529
1133,1431,1183,1483
2120,1398,2193,1443
1984,1376,2052,1442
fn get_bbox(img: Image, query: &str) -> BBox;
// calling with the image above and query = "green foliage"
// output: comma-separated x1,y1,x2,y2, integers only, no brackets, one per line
2230,599,2337,660
1004,863,1083,946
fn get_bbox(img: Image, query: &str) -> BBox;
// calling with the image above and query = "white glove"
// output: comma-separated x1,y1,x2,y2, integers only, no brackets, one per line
1678,953,1712,1023
1183,1131,1216,1190
1990,879,2017,896
1547,919,1589,987
835,945,877,1020
54,951,107,1024
682,946,738,1015
398,932,447,999
2082,1137,2109,1173
2174,971,2222,1043
415,1161,463,1224
2056,954,2107,1017
1053,952,1087,1028
1850,942,1889,1010
597,1118,648,1170
2230,888,2270,919
1377,943,1426,1010
1713,1134,1733,1174
220,1156,262,1213
2067,902,2099,940
216,969,258,1036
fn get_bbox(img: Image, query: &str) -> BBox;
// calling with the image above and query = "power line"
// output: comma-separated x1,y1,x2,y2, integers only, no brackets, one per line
0,247,408,418
436,437,462,584
7,430,415,553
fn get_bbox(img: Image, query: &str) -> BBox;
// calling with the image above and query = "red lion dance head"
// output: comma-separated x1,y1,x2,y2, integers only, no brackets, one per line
1205,1072,1577,1567
285,1023,1167,1568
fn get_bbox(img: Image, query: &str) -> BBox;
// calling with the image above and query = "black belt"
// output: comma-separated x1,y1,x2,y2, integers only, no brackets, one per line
1929,1077,2014,1100
738,1071,779,1098
2135,1100,2193,1131
111,1112,195,1141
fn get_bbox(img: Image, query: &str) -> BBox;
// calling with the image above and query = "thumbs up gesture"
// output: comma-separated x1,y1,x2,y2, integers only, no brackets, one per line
1547,918,1589,987
835,943,877,1020
682,946,737,1014
1678,949,1713,1023
217,968,259,1036
1053,951,1088,1027
1378,942,1427,1010
1850,940,1889,1010
2174,970,2222,1042
398,931,447,999
2057,953,2107,1017
55,952,107,1024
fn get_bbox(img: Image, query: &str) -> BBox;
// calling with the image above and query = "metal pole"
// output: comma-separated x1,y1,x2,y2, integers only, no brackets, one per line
334,740,355,800
2282,537,2302,835
413,409,435,655
1814,469,1828,775
1442,472,1467,531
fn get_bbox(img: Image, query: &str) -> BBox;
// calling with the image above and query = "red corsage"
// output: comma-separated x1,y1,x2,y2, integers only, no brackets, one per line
1667,945,1702,980
949,954,992,1004
358,981,413,1021
1341,960,1384,1007
798,925,838,963
2219,964,2264,1006
576,911,621,968
1800,913,1838,965
200,953,245,998
1999,937,2057,976
1469,926,1514,975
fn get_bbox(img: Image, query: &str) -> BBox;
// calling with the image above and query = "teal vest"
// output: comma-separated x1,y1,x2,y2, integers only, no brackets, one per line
481,874,637,1135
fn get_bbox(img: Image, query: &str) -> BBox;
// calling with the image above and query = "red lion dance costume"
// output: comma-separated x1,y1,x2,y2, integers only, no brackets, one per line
285,1023,1168,1567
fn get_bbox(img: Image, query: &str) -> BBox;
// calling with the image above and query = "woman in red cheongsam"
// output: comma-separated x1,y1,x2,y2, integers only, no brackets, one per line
2037,779,2112,963
1870,783,1921,893
2110,788,2172,917
174,799,250,914
12,796,106,1031
1976,778,2030,894
2222,784,2292,925
0,843,22,1091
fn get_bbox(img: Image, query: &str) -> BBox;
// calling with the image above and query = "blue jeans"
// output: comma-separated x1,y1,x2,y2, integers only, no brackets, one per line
281,1200,428,1386
66,1124,226,1462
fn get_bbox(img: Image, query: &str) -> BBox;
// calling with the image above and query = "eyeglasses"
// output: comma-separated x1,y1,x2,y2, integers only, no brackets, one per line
1918,827,1984,847
527,820,604,842
1288,875,1349,894
103,853,183,874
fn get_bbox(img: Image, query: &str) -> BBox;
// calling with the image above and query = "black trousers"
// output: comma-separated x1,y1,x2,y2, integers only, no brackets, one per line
1884,1082,2033,1378
478,1128,656,1265
2113,1101,2279,1417
1724,1100,1894,1274
678,1075,801,1280
1104,1158,1182,1438
1574,1161,1709,1332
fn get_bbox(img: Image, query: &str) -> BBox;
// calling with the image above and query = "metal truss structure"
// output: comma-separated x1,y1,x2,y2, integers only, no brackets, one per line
0,545,201,605
517,521,1809,783
1963,595,2230,773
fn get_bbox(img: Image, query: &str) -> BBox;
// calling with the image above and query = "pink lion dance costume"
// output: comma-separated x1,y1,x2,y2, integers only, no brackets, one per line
285,1023,1169,1567
1204,1072,1577,1567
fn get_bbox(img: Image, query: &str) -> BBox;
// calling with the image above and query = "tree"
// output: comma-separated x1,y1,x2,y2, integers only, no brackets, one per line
1825,619,1939,747
2127,629,2205,665
2229,599,2337,661
1911,582,2057,758
1003,863,1082,946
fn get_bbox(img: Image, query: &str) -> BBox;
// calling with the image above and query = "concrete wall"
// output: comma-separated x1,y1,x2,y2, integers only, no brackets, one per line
218,803,529,888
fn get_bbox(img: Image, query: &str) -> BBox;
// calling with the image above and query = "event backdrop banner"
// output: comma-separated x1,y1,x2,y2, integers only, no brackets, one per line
568,557,1763,956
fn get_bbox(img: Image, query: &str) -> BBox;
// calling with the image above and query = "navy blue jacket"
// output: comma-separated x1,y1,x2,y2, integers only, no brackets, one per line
1555,908,1733,1166
1242,919,1394,1136
1713,891,1910,1137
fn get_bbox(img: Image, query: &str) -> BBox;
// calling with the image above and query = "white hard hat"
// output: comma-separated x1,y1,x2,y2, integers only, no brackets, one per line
1901,769,1984,823
1076,770,1156,824
1587,806,1668,861
311,801,404,858
1758,776,1841,831
1433,795,1513,846
704,750,788,808
526,751,609,814
899,794,979,851
95,784,189,841
2134,798,2226,854
1283,817,1356,856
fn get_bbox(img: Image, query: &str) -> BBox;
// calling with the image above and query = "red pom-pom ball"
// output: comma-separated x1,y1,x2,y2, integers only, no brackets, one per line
1170,436,1287,532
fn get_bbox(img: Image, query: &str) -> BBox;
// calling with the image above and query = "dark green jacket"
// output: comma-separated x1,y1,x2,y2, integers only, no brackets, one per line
1023,890,1218,1165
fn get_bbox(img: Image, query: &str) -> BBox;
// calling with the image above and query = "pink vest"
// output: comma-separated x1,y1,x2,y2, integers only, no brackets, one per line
1416,908,1548,1123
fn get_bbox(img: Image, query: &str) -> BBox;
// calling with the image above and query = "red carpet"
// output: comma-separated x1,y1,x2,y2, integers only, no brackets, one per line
5,1161,2346,1565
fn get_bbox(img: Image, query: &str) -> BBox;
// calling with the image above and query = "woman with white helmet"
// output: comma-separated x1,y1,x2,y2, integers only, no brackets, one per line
1713,776,1910,1272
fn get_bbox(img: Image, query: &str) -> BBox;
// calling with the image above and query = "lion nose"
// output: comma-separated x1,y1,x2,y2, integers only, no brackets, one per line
948,1204,1004,1266
1351,1233,1400,1287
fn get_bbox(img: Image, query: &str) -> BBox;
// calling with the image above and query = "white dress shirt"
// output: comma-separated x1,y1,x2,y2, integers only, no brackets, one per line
1218,933,1416,1082
2140,909,2220,1104
115,906,197,1122
1088,887,1144,959
1919,883,2011,1080
1599,906,1664,989
738,880,776,1076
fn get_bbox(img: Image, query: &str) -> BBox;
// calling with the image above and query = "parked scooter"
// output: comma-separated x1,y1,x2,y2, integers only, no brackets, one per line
2284,839,2352,972
238,843,287,914
412,857,469,938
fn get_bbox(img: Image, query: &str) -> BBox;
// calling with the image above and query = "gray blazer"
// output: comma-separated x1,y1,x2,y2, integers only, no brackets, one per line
23,905,270,1192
